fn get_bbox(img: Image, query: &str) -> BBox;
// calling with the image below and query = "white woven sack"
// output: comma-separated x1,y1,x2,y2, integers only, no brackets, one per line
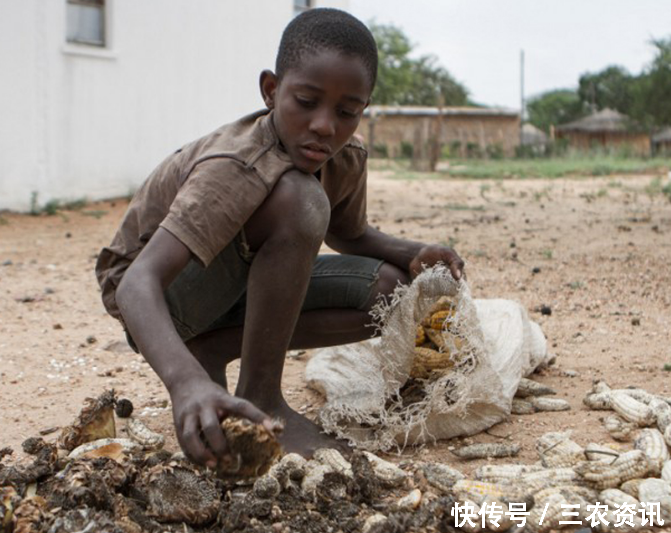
305,265,551,451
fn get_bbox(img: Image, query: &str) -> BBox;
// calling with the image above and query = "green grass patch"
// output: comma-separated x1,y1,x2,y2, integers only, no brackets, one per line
445,203,485,211
371,156,670,180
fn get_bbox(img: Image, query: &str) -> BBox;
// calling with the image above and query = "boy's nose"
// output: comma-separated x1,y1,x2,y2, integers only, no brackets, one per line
309,110,336,138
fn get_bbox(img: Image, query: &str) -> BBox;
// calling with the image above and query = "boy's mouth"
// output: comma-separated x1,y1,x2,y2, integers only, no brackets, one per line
299,142,331,163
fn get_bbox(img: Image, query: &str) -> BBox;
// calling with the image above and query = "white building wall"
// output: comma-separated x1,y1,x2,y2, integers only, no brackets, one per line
0,0,350,211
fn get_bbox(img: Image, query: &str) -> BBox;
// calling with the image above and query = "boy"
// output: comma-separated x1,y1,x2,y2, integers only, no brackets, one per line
96,8,464,467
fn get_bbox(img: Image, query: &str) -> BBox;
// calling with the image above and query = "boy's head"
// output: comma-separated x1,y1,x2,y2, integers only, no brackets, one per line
260,9,378,174
276,8,378,89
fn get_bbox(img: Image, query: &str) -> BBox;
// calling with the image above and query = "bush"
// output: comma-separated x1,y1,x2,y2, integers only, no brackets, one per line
466,142,483,159
372,143,389,158
486,143,505,160
400,141,414,159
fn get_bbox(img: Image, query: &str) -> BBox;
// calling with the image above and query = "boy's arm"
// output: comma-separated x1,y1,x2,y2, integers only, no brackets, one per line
116,227,272,467
325,224,465,280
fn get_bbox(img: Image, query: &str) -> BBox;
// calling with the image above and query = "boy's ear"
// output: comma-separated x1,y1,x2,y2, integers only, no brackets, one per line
259,70,279,109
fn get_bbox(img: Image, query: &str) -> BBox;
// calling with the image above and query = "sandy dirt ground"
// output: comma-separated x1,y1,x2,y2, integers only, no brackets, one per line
1,169,670,476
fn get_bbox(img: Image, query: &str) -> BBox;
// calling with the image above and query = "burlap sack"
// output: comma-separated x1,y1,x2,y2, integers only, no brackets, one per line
305,265,551,451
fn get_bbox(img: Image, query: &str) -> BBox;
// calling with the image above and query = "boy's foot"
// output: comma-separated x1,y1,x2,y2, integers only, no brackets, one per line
258,399,351,458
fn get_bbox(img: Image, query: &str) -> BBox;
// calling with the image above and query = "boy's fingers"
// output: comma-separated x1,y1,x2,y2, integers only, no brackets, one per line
181,414,216,466
200,411,228,459
227,397,272,427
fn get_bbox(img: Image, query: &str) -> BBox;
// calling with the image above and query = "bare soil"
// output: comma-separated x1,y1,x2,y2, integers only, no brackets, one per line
1,170,670,475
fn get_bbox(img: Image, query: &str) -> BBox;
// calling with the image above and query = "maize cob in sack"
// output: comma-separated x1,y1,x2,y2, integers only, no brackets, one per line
305,264,551,451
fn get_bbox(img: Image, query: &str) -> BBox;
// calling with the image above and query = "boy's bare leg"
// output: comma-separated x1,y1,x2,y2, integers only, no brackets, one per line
222,170,347,456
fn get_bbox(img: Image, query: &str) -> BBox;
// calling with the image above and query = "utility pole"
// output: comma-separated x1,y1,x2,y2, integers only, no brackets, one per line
520,49,525,151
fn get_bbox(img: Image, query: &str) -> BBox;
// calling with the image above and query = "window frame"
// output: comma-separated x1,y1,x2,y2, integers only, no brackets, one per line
66,0,106,48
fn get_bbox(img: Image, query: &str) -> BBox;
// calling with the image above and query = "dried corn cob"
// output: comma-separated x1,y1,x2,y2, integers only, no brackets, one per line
584,391,613,410
314,448,353,478
479,497,515,531
574,449,653,489
633,428,668,475
126,417,165,450
536,431,584,468
613,388,656,405
592,380,612,394
361,451,407,487
534,485,598,506
420,462,464,493
530,397,570,412
662,460,671,484
596,489,645,533
603,415,637,441
409,346,454,379
415,325,426,346
422,296,455,322
619,478,645,499
452,479,510,504
514,378,557,398
637,476,671,498
526,492,581,533
426,309,455,330
610,393,656,427
518,467,586,494
638,478,671,521
473,463,543,483
511,398,535,415
650,398,671,433
599,488,640,507
452,443,520,460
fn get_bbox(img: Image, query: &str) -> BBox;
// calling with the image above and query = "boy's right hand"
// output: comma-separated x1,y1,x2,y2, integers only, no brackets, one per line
169,377,273,467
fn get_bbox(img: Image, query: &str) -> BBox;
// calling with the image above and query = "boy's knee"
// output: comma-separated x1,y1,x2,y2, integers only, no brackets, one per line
364,262,410,311
247,170,330,251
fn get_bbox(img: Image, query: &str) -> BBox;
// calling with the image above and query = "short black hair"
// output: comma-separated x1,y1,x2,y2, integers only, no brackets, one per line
276,8,378,89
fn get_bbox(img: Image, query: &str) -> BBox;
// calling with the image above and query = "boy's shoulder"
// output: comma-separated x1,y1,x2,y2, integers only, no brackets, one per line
177,110,368,187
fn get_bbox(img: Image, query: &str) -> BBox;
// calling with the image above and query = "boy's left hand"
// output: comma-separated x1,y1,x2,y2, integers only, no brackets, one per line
409,244,465,281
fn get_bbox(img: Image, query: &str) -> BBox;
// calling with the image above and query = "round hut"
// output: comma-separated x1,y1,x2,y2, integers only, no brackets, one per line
652,127,671,156
555,108,650,156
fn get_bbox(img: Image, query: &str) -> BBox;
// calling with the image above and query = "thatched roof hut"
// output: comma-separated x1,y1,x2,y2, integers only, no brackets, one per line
521,123,548,146
556,108,650,155
652,127,671,155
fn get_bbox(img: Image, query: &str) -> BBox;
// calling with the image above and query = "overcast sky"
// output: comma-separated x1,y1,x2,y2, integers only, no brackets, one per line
349,0,671,110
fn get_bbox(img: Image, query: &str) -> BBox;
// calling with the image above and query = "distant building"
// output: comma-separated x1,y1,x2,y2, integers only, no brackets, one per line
357,105,520,159
520,123,548,155
555,108,650,156
0,0,347,212
652,127,671,156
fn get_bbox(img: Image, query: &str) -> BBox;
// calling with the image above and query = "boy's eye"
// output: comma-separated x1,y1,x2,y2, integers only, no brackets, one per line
295,96,316,108
339,108,359,119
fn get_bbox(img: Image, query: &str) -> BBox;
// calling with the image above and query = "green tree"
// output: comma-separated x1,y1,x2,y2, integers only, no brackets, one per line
630,37,671,127
370,23,468,106
527,89,586,133
578,65,635,114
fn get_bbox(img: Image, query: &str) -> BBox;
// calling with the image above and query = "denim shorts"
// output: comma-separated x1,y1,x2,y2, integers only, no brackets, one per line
132,231,384,345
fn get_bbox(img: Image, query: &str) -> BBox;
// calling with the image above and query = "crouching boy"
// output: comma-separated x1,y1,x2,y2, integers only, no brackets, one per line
96,8,464,466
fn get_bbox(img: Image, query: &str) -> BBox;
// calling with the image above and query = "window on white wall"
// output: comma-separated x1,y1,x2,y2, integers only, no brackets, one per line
66,0,105,46
293,0,311,17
